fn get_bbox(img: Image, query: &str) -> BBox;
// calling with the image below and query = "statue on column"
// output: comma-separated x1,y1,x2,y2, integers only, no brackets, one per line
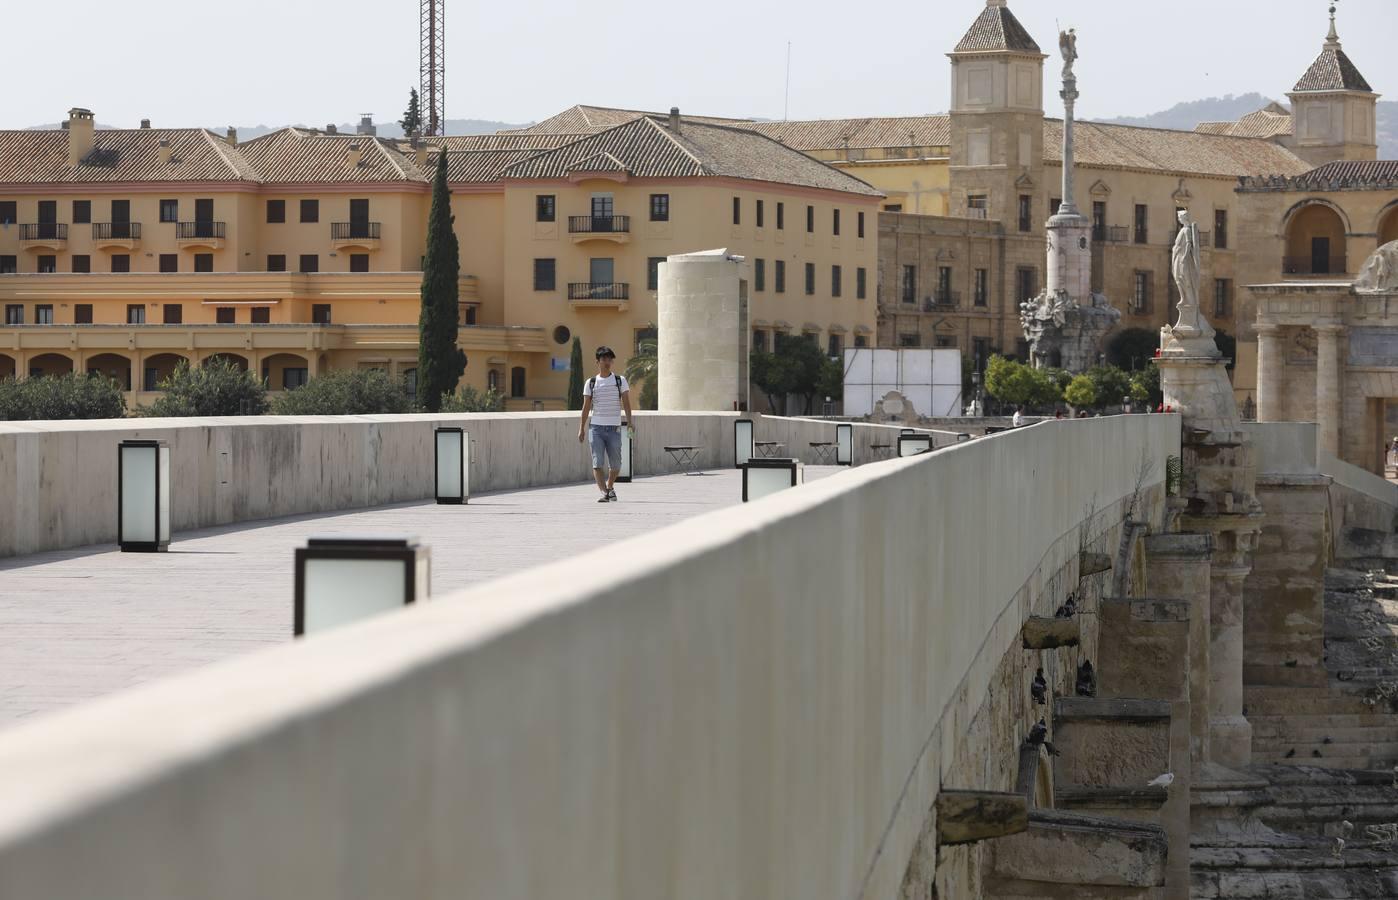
1161,210,1216,354
1059,28,1077,77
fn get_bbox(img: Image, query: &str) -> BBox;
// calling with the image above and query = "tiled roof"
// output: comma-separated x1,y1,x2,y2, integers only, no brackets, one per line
749,116,951,150
427,133,585,152
1293,46,1372,93
1304,160,1398,181
445,149,542,183
953,3,1042,54
501,117,883,197
237,129,428,183
1194,104,1294,140
1047,119,1311,177
0,128,254,184
503,105,753,135
1239,159,1398,192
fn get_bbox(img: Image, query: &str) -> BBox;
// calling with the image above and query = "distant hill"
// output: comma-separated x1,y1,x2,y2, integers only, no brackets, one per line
1093,93,1398,159
24,118,529,138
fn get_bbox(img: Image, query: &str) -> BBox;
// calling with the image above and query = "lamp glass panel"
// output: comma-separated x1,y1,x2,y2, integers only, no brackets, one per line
120,445,157,543
619,427,632,479
302,557,408,634
435,430,463,499
746,465,794,502
735,420,753,467
463,436,471,499
836,425,853,464
899,437,932,457
158,446,171,542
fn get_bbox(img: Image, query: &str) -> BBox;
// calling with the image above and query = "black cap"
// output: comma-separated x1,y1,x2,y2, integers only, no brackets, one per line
595,346,616,359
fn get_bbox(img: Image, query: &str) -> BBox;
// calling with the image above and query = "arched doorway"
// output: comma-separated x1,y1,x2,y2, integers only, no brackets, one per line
1378,203,1398,248
141,353,188,392
0,353,14,380
510,366,527,399
260,353,309,391
1284,203,1348,276
86,353,132,391
28,353,73,378
203,352,248,372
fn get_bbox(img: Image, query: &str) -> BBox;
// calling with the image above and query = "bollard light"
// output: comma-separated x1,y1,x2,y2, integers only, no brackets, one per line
118,439,170,552
742,458,803,502
836,423,853,466
616,420,634,484
898,433,933,457
434,427,470,505
734,418,754,468
294,535,429,637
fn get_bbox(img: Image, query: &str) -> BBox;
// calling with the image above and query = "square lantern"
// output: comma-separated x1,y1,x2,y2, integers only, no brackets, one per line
434,427,470,505
898,433,933,457
294,535,430,637
616,422,634,484
835,423,853,466
742,458,804,502
118,439,171,552
734,418,755,468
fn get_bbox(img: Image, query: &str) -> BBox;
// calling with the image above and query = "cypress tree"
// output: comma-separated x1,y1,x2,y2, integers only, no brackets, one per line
567,337,585,410
399,89,422,136
418,150,466,411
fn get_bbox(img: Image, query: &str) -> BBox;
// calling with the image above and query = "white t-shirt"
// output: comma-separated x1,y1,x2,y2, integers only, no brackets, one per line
585,372,630,426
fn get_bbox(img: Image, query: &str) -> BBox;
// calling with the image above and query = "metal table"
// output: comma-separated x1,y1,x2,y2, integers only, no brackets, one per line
808,442,837,465
754,441,785,459
663,445,705,475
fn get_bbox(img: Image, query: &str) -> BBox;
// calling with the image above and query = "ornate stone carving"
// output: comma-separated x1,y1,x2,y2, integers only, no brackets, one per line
1160,210,1218,357
1354,240,1398,293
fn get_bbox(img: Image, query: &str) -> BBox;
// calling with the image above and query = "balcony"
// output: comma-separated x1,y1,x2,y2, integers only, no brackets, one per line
19,223,67,251
331,222,382,251
568,215,631,244
965,207,989,220
175,221,226,250
568,282,630,310
1283,256,1348,278
1107,225,1130,243
92,222,142,251
924,291,960,312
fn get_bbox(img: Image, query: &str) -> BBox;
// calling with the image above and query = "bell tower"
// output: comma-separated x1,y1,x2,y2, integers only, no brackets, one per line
1287,2,1378,166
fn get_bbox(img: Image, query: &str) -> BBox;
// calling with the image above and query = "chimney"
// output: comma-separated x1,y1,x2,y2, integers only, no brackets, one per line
158,139,172,166
348,142,363,168
140,119,151,129
669,106,681,132
326,123,338,135
357,114,377,136
226,126,238,146
67,107,95,165
413,138,427,168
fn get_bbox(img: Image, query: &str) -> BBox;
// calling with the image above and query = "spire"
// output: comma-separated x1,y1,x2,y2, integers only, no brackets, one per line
1325,2,1340,49
1292,1,1372,93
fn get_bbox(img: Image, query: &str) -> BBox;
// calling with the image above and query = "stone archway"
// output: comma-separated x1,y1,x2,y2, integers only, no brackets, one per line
28,353,73,378
0,353,14,380
260,353,309,391
1283,202,1349,276
1342,370,1398,475
203,352,249,372
85,353,133,391
1378,202,1398,248
141,353,189,392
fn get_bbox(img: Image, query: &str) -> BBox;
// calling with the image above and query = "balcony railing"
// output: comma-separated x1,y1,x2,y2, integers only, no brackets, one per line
1107,225,1129,243
568,215,630,234
19,223,67,241
1283,256,1348,276
568,282,630,301
331,222,381,241
93,222,142,240
924,291,960,311
965,207,989,220
176,221,226,240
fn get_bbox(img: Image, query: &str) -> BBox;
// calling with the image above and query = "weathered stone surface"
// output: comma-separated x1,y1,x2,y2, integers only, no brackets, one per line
1022,616,1081,649
936,790,1028,845
1080,550,1113,577
989,809,1167,889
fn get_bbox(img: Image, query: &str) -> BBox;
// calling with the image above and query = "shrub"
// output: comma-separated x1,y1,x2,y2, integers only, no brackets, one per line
437,385,505,413
0,373,127,421
1063,374,1098,410
984,355,1062,410
142,358,268,417
269,369,411,416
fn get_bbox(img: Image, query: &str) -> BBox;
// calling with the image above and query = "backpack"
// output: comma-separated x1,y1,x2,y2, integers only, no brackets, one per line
587,374,624,401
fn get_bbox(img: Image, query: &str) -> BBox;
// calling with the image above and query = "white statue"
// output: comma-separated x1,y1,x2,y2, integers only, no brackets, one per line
1169,210,1214,338
1059,29,1077,77
1355,240,1398,293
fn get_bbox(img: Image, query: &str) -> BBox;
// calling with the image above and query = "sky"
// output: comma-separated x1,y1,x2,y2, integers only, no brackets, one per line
3,0,1394,130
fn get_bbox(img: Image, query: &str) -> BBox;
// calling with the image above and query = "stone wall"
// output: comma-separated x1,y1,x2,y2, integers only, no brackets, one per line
0,416,1178,899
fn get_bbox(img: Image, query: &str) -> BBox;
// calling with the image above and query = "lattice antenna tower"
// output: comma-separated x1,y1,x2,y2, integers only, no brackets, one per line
420,0,446,136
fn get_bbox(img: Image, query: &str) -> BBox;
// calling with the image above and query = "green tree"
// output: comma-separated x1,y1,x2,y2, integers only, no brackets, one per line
0,373,127,421
143,358,267,417
1085,365,1132,408
1130,365,1161,406
750,348,795,413
268,369,410,415
566,337,585,410
984,355,1061,411
1214,329,1237,371
399,88,422,136
624,338,658,411
438,386,505,412
1063,374,1098,410
417,151,467,413
768,333,830,414
1106,327,1159,372
816,356,844,407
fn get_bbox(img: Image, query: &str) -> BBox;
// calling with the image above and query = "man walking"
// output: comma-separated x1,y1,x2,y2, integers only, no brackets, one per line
578,346,634,502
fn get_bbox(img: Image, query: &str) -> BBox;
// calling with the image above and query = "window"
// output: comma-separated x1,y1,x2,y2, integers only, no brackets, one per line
463,305,477,325
159,254,178,273
775,260,786,293
110,199,130,227
1015,266,1038,303
972,337,991,367
935,336,957,349
312,304,332,325
732,197,741,225
72,255,90,274
251,307,270,324
649,194,669,222
899,333,920,348
831,265,842,297
804,262,815,295
1132,271,1151,313
776,202,785,230
127,304,146,324
1050,198,1062,217
0,255,15,274
535,195,556,223
756,200,764,228
163,304,182,324
0,201,14,225
634,326,657,355
215,307,235,324
1134,204,1148,244
1019,195,1032,232
1214,278,1232,318
974,268,988,307
533,258,556,291
806,205,814,233
967,195,987,216
752,329,767,353
159,199,178,222
857,211,865,239
4,305,22,324
857,267,867,299
510,366,527,398
34,304,51,325
754,258,765,292
1214,209,1229,249
111,254,130,273
350,254,369,273
299,199,319,223
267,254,286,272
902,264,917,303
647,257,664,291
72,200,91,224
37,255,56,273
833,209,841,236
827,334,843,358
1092,201,1107,241
283,367,309,390
266,199,285,223
194,253,214,273
854,334,868,348
884,203,903,213
937,266,952,303
299,254,318,273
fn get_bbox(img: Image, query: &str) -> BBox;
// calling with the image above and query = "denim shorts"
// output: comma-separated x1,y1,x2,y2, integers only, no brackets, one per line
588,424,623,470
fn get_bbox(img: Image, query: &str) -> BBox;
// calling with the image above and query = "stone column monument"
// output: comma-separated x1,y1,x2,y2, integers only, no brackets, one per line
656,249,750,412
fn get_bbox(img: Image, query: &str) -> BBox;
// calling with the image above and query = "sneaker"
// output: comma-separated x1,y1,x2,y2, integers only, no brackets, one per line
597,493,610,503
607,489,618,502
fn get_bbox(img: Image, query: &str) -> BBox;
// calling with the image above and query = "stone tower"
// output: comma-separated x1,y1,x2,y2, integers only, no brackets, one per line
1286,3,1378,166
947,0,1046,224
